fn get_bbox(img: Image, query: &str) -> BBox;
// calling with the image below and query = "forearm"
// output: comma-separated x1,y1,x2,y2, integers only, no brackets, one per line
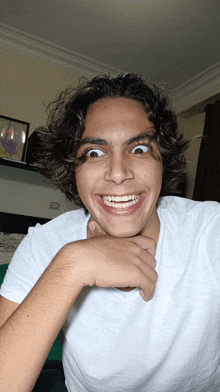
0,246,84,392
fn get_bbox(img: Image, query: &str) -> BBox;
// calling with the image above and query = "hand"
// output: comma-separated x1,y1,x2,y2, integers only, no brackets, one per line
87,219,156,258
74,219,157,301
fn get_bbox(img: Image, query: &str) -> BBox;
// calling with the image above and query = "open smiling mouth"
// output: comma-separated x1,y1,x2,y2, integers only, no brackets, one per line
97,194,144,215
102,194,140,208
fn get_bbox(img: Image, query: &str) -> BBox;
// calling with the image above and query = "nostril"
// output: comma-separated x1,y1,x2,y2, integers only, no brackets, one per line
104,161,134,183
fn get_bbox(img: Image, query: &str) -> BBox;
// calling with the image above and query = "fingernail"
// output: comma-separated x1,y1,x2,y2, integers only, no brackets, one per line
89,221,96,232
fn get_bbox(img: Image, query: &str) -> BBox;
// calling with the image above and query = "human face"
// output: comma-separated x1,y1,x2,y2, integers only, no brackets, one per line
75,97,162,239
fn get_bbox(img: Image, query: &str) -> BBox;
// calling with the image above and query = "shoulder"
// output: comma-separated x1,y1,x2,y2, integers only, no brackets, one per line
157,196,220,227
28,208,90,239
0,209,90,303
41,208,89,229
16,208,90,260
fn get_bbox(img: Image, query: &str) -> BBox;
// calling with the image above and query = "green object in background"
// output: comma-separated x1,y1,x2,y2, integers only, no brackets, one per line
0,263,9,285
0,263,62,361
47,335,62,361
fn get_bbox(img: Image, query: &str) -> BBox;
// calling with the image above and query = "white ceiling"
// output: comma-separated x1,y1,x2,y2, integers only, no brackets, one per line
1,0,220,112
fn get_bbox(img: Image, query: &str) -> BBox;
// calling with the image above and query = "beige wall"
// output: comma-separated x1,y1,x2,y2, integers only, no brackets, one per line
0,177,77,218
0,47,81,134
0,47,81,218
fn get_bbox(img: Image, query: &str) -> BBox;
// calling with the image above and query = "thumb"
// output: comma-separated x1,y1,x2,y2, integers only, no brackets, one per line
146,238,156,257
87,219,107,238
88,220,96,233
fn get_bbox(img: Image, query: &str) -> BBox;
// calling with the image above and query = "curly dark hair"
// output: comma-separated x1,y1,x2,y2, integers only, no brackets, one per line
35,73,188,213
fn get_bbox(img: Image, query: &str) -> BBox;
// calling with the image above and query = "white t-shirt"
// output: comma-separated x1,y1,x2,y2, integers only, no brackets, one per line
1,196,220,391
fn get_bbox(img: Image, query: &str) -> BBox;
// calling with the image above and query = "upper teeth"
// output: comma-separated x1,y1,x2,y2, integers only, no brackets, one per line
103,195,140,202
102,194,141,209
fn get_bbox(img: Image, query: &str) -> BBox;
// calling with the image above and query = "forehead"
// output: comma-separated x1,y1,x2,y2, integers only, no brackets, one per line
83,97,154,140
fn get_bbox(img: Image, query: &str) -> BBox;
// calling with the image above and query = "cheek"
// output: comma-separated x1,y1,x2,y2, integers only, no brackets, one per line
75,165,99,203
140,159,163,187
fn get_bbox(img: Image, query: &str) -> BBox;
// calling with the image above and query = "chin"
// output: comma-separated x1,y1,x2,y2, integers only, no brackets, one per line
104,226,141,238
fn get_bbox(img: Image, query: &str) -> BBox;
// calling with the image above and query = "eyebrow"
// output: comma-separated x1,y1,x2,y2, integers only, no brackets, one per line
79,128,156,148
79,137,108,146
126,130,156,145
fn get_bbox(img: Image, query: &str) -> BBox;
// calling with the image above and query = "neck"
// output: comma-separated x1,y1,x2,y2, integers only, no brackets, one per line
140,208,160,246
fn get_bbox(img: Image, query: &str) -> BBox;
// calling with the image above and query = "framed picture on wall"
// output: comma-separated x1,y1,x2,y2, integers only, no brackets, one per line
0,115,30,162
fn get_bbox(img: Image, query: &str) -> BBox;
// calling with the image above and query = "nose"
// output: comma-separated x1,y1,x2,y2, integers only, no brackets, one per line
104,154,134,184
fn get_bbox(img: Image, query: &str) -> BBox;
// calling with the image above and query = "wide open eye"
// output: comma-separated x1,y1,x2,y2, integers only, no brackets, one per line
86,148,104,158
131,144,149,154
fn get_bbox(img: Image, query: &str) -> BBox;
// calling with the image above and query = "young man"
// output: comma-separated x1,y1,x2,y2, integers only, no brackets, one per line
0,74,220,392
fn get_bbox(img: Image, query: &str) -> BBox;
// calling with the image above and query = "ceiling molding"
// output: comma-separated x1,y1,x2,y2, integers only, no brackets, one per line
171,61,220,115
0,23,120,79
1,23,220,117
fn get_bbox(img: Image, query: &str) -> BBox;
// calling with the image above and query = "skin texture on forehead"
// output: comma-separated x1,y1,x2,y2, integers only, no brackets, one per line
85,97,149,133
75,97,162,241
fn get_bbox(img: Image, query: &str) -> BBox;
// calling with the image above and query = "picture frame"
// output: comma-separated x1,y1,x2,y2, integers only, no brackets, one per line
0,115,30,162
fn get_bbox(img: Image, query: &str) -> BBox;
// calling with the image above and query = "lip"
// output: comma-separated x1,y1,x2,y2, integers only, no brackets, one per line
97,193,145,215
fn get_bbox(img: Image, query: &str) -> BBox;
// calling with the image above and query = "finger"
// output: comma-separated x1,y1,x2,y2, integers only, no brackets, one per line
128,236,156,257
138,247,156,269
138,255,158,281
87,219,107,238
132,268,157,302
139,270,157,301
139,288,154,302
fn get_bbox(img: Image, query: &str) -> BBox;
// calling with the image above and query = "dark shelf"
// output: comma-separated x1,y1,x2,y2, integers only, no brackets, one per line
0,158,38,172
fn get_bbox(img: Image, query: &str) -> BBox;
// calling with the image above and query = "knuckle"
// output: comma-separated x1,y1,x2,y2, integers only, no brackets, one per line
153,270,158,283
147,253,156,268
